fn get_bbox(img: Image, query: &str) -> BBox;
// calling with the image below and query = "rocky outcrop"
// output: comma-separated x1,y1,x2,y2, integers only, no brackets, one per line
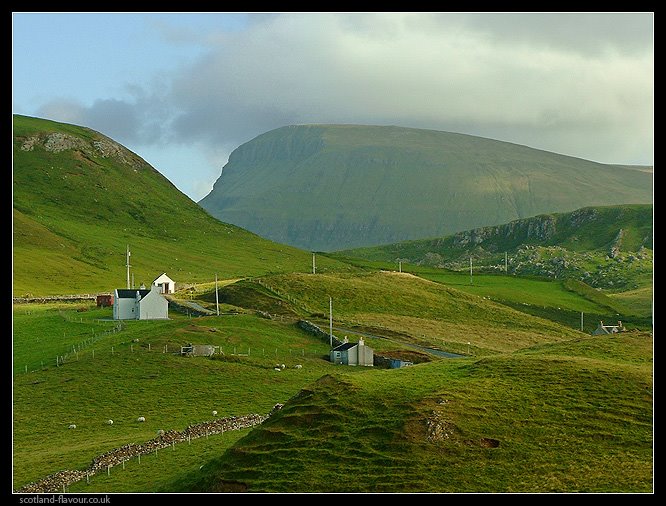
20,132,145,169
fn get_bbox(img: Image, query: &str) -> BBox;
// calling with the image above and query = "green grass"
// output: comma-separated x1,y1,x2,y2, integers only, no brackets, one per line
12,304,341,491
320,257,651,331
181,333,653,493
214,271,585,355
608,286,653,316
13,114,354,297
66,429,252,493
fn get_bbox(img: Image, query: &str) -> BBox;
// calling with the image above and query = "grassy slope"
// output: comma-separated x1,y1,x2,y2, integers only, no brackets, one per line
12,303,341,490
205,271,586,356
200,124,652,251
12,115,351,297
182,332,652,493
340,204,653,261
336,204,654,294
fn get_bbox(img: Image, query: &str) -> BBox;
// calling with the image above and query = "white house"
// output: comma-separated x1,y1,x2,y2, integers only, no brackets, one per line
113,285,169,320
592,320,625,335
153,273,175,294
330,337,374,366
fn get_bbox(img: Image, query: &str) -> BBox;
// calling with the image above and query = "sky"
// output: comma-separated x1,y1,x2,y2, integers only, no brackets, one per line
12,12,654,202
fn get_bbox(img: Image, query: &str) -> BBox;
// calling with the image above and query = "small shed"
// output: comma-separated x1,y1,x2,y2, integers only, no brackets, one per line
389,359,413,369
180,344,218,357
96,294,114,307
330,337,374,366
592,320,625,335
153,273,175,294
113,285,169,320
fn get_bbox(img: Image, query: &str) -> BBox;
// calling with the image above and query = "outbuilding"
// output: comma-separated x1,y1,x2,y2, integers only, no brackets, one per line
113,284,169,320
153,273,176,294
330,337,374,366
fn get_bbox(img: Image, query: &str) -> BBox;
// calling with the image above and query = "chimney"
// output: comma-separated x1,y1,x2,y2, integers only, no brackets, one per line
343,336,348,343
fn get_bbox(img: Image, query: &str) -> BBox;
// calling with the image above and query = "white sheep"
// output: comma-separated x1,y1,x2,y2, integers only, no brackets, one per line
212,410,218,417
274,367,281,371
107,419,114,425
68,424,76,429
280,364,285,370
294,364,302,369
137,416,146,422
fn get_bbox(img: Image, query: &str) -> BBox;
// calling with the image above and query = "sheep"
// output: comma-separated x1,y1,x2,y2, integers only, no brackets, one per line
106,419,114,425
274,367,281,371
280,364,285,370
137,416,146,422
212,410,218,417
68,424,76,429
294,364,302,369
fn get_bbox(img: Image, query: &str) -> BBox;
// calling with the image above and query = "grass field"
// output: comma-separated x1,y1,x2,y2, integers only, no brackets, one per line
12,303,343,491
181,332,653,493
323,256,652,329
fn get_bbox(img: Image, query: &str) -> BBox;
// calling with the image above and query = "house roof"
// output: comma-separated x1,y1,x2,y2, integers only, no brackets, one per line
153,273,174,283
332,342,358,351
115,289,151,299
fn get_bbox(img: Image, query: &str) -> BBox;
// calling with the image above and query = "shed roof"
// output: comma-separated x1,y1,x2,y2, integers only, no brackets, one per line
115,289,151,299
332,342,358,351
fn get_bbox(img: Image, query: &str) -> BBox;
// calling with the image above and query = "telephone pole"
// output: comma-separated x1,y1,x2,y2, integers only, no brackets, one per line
329,296,333,348
312,252,316,274
470,256,473,285
126,245,131,289
215,274,220,316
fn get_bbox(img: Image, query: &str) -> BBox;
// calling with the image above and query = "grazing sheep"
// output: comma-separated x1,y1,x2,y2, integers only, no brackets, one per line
137,416,146,422
280,364,285,370
68,424,76,429
212,410,218,417
294,364,302,369
274,367,281,371
107,419,114,425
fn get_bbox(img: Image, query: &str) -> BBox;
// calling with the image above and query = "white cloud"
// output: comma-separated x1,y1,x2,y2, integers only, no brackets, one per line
24,12,654,200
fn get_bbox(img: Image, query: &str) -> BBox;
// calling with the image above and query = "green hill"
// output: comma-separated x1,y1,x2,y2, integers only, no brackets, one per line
198,124,653,251
12,115,350,297
337,204,653,291
179,332,652,493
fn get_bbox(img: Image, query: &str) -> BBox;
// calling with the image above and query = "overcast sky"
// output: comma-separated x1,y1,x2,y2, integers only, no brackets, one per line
12,12,654,201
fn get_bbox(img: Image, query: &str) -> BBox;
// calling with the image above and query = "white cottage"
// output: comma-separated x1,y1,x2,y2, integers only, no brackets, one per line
113,285,169,320
330,338,374,366
153,273,176,294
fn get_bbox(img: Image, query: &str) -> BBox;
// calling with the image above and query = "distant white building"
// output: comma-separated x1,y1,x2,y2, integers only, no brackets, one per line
592,320,625,335
330,337,374,366
113,285,169,320
153,273,175,294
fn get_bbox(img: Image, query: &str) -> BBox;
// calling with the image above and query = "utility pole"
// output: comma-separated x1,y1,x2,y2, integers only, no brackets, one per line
470,256,473,285
126,245,131,289
312,252,316,274
505,252,508,273
399,260,402,273
580,311,584,332
215,274,220,316
329,296,333,348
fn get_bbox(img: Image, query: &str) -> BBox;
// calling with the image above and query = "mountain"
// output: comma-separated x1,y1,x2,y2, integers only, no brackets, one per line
12,115,349,297
336,204,653,291
198,124,653,252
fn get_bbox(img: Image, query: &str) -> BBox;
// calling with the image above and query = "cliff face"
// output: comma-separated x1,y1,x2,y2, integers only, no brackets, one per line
199,124,653,252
